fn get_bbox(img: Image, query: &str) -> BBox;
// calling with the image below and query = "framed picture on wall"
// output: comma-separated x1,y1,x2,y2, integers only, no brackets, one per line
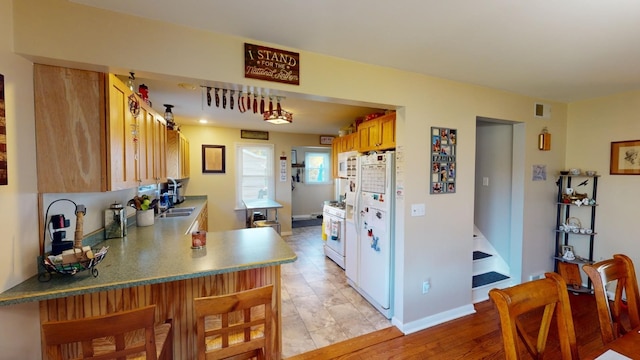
610,140,640,175
241,129,269,140
202,145,225,173
430,127,457,194
0,73,6,185
320,135,335,145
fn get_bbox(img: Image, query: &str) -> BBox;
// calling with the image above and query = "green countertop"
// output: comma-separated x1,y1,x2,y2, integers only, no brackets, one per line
0,198,297,306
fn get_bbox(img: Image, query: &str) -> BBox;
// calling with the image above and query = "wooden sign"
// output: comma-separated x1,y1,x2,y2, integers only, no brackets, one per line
244,43,300,85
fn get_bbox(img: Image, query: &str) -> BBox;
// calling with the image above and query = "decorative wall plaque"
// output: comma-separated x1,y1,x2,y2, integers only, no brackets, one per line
240,129,269,140
244,43,300,85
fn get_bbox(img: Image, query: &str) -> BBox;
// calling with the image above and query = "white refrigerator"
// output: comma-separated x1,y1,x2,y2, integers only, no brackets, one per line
349,151,395,318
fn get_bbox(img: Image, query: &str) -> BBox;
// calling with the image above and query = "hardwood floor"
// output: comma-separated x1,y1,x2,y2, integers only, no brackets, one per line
288,291,608,359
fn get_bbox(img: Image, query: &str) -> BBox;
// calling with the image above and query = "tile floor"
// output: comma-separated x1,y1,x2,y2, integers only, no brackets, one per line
280,225,392,358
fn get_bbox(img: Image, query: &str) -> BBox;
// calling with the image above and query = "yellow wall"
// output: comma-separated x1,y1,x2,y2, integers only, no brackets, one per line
0,0,587,355
181,125,326,233
0,0,42,357
566,91,640,263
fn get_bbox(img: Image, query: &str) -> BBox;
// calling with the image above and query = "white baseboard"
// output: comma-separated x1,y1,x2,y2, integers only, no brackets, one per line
394,304,476,335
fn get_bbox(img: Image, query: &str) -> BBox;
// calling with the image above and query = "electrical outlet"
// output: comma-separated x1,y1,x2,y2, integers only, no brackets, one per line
422,280,430,294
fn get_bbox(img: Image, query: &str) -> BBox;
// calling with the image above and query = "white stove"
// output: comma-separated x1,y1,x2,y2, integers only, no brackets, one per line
324,202,346,217
323,202,346,269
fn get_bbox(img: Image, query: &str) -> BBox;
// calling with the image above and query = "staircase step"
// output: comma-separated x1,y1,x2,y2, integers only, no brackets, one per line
473,251,492,261
472,271,510,288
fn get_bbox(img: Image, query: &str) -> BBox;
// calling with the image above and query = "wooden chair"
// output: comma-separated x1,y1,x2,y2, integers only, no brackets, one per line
489,272,579,359
583,253,640,344
42,305,173,360
194,285,273,360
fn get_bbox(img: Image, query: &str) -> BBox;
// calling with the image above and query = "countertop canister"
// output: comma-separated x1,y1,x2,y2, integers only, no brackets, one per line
104,202,127,239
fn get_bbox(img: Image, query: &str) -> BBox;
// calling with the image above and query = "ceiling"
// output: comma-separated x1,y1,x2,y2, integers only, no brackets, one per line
75,0,640,133
116,73,387,135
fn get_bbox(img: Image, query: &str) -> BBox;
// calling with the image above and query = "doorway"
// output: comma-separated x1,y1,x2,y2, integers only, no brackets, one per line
473,117,525,299
291,146,334,222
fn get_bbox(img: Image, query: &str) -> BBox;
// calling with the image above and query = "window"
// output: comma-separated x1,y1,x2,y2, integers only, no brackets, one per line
305,151,331,184
235,143,274,207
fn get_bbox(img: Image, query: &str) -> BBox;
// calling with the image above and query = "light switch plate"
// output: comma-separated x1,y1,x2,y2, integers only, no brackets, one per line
411,203,425,217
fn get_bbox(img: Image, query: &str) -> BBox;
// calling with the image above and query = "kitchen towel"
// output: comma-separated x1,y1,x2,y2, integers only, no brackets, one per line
330,219,340,240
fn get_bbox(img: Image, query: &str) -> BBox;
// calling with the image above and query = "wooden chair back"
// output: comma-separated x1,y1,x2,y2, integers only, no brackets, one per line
42,304,173,360
583,253,640,344
194,285,273,360
489,272,579,360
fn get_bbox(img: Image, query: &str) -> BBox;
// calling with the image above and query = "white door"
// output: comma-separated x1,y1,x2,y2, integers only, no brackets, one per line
358,204,391,309
345,218,357,282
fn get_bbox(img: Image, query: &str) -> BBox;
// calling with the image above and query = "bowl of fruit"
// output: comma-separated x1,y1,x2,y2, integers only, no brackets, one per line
128,195,158,227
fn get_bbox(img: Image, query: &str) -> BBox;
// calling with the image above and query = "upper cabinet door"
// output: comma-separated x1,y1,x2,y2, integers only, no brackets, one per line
166,130,190,180
356,112,395,152
107,74,139,191
34,65,107,193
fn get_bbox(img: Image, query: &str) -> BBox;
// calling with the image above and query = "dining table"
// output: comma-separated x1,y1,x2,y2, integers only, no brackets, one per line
243,198,283,228
584,327,640,359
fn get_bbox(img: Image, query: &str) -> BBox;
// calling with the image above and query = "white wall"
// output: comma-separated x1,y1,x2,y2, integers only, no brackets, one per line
0,0,583,353
0,0,42,357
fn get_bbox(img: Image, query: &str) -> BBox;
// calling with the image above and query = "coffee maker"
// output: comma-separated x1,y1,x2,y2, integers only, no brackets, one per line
165,177,185,205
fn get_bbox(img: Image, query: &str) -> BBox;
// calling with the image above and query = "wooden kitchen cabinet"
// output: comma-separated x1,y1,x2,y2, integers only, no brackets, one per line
167,130,190,179
196,202,208,231
153,113,168,182
357,112,396,152
138,103,167,185
34,65,166,192
332,138,340,178
35,65,139,192
35,65,105,193
340,132,359,152
107,74,140,190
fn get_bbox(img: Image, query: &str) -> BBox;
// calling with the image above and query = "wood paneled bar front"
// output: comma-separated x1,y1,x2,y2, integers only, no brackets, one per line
0,198,297,359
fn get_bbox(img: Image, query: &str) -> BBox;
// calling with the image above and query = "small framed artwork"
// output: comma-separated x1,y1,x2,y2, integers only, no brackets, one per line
202,145,225,173
0,73,6,185
610,140,640,175
291,149,297,164
561,245,574,257
320,135,335,145
241,129,269,140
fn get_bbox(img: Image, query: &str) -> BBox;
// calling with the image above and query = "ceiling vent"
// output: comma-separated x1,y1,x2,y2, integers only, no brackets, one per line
534,103,551,119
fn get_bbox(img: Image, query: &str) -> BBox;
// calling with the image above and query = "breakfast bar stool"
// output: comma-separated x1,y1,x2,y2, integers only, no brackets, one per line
194,285,273,360
42,304,173,360
583,253,640,344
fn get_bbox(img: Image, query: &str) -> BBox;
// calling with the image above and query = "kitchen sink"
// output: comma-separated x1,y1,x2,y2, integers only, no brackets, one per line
157,207,195,218
167,207,195,213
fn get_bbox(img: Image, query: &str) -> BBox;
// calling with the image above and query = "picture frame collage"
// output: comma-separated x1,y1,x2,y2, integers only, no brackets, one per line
430,127,457,194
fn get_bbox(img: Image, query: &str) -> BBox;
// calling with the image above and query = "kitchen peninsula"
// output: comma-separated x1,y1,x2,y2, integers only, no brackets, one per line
0,198,297,359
